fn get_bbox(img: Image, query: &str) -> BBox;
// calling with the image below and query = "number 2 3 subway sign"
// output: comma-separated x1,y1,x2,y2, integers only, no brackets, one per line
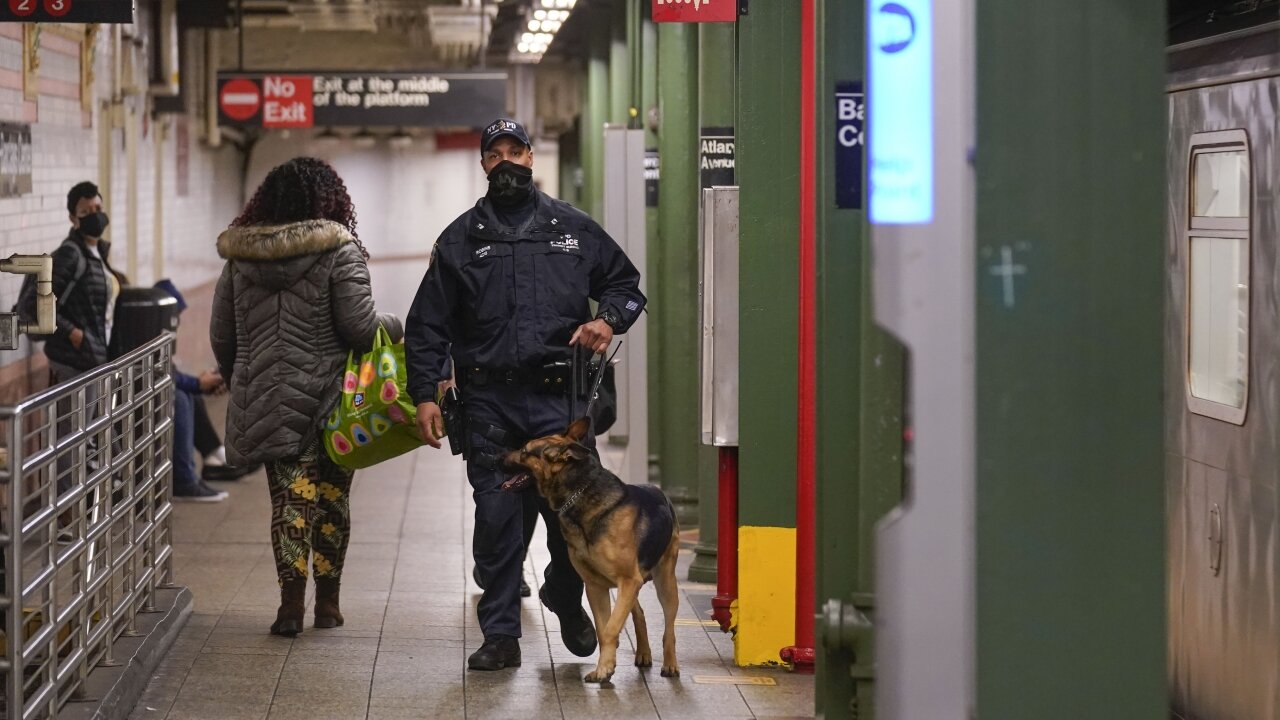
0,0,134,23
216,72,507,130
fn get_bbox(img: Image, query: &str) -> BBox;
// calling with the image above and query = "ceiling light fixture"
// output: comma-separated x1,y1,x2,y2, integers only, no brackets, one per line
511,0,576,64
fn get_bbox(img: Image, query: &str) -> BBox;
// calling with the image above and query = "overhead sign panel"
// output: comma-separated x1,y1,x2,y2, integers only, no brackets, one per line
2,0,134,23
216,72,508,130
868,0,933,224
653,0,736,23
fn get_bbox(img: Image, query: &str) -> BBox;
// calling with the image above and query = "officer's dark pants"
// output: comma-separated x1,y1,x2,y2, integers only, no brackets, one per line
464,382,591,640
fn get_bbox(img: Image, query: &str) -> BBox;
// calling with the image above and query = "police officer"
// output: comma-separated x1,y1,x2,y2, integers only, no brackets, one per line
406,118,646,671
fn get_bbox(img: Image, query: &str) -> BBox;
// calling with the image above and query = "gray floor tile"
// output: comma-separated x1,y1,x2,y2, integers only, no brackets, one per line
266,700,370,720
165,697,271,720
369,679,467,706
368,703,465,720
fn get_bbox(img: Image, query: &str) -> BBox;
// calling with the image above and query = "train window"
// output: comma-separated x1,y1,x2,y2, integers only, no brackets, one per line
1186,130,1250,425
1193,150,1250,218
1188,237,1248,409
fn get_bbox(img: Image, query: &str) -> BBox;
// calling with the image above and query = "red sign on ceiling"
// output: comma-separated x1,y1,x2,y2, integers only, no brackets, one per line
261,76,314,129
652,0,737,23
218,76,316,129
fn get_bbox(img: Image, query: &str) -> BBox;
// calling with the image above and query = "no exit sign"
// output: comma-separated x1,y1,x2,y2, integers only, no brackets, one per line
218,76,314,129
652,0,737,23
1,0,134,23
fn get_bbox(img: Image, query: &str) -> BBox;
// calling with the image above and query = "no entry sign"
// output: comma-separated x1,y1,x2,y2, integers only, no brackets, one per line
0,0,133,23
217,76,314,129
217,72,507,130
652,0,736,23
219,79,260,122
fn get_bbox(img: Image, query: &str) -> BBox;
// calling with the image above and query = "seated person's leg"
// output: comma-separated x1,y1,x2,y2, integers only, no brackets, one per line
192,394,222,461
193,393,257,480
172,388,225,502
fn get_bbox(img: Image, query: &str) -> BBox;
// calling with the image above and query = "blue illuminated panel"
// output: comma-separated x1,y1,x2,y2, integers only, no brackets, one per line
868,1,933,224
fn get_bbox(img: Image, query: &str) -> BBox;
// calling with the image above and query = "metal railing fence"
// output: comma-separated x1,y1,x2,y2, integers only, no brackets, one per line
0,333,176,720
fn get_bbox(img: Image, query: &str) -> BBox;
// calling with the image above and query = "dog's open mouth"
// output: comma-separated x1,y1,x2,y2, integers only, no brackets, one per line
501,473,532,492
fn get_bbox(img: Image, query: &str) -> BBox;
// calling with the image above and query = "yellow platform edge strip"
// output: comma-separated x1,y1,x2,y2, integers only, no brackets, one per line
733,525,796,666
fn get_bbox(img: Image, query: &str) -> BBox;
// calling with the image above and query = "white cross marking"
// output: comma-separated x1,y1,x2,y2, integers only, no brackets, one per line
989,246,1027,309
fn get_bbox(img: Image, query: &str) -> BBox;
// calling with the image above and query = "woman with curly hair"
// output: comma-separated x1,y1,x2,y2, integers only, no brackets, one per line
211,157,401,636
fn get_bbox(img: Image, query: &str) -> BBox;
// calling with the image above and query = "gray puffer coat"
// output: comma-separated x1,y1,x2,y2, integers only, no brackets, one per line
210,219,401,466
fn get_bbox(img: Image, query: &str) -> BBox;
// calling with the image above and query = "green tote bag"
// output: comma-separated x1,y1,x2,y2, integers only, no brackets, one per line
322,326,423,469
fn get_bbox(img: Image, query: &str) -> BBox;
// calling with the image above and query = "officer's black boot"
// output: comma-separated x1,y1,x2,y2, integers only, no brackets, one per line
540,586,597,657
468,635,521,671
473,565,531,597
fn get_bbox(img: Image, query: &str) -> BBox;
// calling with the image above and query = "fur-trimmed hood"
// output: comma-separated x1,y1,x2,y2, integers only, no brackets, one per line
217,219,354,261
217,219,358,291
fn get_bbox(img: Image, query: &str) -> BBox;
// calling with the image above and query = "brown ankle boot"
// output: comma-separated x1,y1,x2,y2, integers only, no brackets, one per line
314,577,344,629
270,578,306,637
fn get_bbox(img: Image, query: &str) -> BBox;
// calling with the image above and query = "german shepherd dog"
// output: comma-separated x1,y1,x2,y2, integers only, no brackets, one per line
501,417,681,684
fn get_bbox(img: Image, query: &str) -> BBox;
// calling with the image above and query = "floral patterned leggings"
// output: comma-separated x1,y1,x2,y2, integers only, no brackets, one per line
266,437,355,584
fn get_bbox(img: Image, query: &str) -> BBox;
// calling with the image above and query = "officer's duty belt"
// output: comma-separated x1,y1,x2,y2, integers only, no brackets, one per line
460,365,582,394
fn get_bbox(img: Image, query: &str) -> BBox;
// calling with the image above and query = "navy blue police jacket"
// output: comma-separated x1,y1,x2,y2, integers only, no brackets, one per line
406,190,646,406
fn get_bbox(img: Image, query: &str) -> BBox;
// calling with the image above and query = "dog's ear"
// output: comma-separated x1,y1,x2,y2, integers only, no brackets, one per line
566,416,592,442
546,441,593,465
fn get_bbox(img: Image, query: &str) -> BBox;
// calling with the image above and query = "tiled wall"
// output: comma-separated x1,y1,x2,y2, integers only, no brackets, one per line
0,22,245,396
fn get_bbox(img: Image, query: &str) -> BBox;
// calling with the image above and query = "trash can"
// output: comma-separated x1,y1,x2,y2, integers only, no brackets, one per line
109,287,179,359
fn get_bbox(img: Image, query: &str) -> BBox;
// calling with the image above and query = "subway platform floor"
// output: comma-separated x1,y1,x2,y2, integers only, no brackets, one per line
125,424,814,720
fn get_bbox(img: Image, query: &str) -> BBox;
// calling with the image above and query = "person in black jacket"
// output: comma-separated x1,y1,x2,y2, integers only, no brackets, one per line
406,119,646,672
46,182,123,522
47,181,121,381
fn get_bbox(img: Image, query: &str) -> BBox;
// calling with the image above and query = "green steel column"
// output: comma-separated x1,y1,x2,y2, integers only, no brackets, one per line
560,125,582,208
813,0,903,716
975,2,1166,717
641,7,662,483
737,2,799,537
609,0,630,124
584,4,610,219
735,0,800,665
656,21,699,526
688,20,736,584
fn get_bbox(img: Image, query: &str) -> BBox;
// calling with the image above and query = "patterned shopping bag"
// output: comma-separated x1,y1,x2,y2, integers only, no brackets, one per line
322,326,422,469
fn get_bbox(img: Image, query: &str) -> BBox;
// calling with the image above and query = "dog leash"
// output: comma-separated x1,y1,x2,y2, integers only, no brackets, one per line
583,342,621,422
568,341,622,428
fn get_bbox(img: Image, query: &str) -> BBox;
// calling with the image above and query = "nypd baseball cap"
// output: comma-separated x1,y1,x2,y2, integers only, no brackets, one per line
481,118,531,153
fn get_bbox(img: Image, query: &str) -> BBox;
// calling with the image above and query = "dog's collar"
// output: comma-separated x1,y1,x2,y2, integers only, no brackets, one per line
557,485,588,516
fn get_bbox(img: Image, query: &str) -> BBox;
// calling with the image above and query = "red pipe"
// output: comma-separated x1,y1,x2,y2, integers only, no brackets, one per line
711,447,738,633
781,0,817,673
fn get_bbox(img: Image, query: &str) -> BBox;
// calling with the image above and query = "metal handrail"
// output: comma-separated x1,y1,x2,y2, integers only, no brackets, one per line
0,333,176,719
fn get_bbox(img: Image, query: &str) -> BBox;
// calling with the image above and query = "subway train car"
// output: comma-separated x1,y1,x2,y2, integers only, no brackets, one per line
1165,16,1279,720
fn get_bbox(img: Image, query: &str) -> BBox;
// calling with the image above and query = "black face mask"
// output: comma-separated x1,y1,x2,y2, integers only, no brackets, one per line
78,211,109,239
486,160,534,209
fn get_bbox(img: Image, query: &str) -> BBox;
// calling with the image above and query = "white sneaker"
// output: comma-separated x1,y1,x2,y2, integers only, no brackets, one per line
203,446,228,468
